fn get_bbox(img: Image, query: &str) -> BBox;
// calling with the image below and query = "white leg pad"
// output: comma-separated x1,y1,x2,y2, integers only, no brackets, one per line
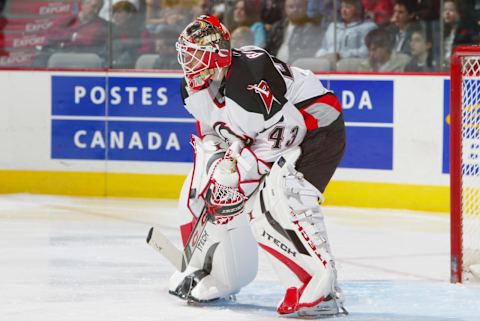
169,214,258,302
248,147,344,315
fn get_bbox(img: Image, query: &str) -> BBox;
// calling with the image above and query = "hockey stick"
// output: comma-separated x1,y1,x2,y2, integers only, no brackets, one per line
147,146,249,271
146,226,186,271
146,207,212,272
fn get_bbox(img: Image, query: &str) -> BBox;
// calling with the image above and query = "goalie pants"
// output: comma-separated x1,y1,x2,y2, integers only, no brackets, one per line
296,114,345,193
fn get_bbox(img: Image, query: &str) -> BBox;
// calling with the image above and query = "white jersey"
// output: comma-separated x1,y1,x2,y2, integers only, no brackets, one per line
181,46,341,163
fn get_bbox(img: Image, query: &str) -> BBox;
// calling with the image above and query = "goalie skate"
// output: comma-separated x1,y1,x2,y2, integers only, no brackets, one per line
169,270,237,305
278,286,347,318
186,293,237,306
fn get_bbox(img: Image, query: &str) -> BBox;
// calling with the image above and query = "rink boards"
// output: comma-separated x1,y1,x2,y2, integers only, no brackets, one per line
0,70,451,212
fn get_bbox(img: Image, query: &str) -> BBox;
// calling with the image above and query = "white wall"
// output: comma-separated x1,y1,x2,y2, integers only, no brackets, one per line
0,70,451,209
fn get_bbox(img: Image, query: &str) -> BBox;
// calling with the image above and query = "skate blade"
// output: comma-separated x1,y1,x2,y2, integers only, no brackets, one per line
186,294,237,306
289,306,349,319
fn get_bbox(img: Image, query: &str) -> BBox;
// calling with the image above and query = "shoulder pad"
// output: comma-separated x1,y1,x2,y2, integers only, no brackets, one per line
226,48,288,120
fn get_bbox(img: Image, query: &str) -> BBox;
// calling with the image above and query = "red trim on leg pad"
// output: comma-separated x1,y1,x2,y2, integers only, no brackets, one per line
277,287,299,315
258,243,312,283
258,243,328,314
180,219,196,247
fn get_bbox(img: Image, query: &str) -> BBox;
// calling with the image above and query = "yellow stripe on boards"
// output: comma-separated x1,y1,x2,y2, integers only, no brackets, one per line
106,172,185,198
0,170,449,213
324,181,449,213
0,170,185,199
0,170,106,196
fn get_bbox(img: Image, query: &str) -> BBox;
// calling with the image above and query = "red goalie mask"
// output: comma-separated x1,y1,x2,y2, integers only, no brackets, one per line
176,15,232,90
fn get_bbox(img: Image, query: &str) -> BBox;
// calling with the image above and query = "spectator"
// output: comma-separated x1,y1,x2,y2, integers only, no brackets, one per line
363,0,394,26
265,0,323,64
145,0,161,26
152,28,180,69
471,1,480,30
387,0,418,55
198,0,213,15
230,0,266,47
315,0,377,65
190,0,213,18
230,26,255,48
414,0,440,21
99,0,142,21
210,0,226,21
50,0,107,51
462,1,480,36
307,0,340,26
358,27,410,71
260,0,285,32
0,1,6,57
442,0,477,70
404,23,435,71
145,0,198,33
111,1,153,68
35,0,108,66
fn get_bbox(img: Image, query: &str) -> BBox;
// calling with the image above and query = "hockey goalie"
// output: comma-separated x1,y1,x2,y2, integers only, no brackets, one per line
156,15,346,317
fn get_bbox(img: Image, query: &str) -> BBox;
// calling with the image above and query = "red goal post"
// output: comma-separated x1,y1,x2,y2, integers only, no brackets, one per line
450,45,480,283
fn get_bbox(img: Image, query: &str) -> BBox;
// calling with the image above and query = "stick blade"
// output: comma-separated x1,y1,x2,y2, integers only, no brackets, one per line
146,227,186,272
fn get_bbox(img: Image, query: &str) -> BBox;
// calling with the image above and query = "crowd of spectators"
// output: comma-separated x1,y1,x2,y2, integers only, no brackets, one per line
315,0,377,69
266,0,323,64
0,0,480,71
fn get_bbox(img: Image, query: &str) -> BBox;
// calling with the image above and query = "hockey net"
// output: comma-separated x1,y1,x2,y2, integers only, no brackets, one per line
450,46,480,283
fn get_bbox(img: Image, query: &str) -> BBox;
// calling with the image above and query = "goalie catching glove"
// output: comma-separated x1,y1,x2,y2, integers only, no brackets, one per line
202,157,246,224
201,142,270,223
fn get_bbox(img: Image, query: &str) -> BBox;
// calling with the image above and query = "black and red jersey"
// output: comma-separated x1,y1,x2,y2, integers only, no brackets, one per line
181,46,342,163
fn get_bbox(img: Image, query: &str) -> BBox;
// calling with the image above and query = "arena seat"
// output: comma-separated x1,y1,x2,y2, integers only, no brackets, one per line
47,52,104,68
291,57,332,71
135,54,158,69
336,58,364,72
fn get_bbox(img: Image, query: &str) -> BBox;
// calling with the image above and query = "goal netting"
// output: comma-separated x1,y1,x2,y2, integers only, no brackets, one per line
450,46,480,283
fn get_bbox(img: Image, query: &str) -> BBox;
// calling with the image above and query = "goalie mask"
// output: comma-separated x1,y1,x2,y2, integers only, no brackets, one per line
176,15,232,90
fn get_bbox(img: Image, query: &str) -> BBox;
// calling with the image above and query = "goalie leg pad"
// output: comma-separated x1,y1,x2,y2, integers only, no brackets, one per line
249,147,344,316
169,213,258,302
171,135,256,302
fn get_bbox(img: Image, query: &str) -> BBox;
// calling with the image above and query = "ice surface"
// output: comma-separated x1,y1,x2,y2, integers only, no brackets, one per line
0,194,479,321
